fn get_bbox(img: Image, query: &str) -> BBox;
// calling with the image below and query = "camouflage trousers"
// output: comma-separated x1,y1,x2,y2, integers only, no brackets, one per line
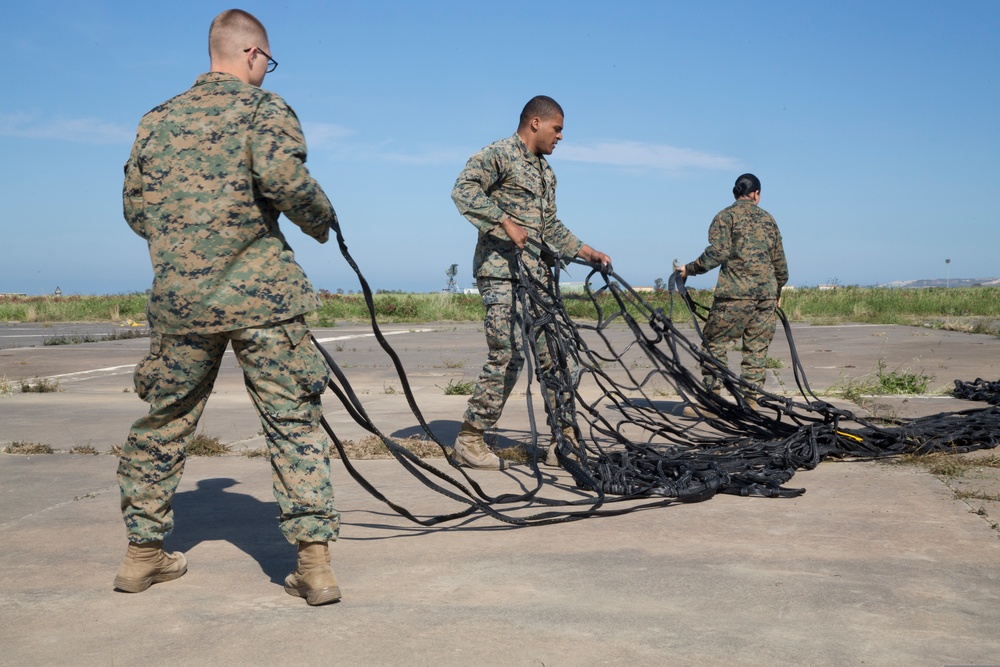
700,297,778,391
118,316,339,546
464,278,572,430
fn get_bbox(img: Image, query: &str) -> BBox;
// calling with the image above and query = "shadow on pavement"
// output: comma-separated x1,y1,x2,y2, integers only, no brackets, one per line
169,477,289,584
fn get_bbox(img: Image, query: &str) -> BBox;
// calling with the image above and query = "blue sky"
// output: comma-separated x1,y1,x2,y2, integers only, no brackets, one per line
3,1,997,296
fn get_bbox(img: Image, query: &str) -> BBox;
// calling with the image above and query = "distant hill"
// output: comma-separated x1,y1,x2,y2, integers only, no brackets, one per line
878,277,1000,289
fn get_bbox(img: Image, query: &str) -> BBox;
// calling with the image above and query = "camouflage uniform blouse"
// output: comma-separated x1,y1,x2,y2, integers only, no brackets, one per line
124,72,336,334
685,199,788,300
452,133,583,281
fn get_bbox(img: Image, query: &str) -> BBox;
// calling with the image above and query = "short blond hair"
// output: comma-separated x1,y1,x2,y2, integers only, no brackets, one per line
208,9,268,60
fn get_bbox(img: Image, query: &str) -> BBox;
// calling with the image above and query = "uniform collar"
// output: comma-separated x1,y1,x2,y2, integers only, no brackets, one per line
512,132,548,167
194,72,244,87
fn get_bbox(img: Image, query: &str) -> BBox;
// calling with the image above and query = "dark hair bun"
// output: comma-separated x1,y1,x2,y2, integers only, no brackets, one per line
733,173,761,198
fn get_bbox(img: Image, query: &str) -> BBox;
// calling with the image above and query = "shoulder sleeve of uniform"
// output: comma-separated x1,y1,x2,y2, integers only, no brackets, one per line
771,220,789,287
122,135,147,238
451,142,509,232
688,209,730,275
250,93,334,243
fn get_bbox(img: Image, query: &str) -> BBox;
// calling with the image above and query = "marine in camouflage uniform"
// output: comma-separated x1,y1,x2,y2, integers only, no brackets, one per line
451,96,611,468
115,10,341,605
683,174,788,395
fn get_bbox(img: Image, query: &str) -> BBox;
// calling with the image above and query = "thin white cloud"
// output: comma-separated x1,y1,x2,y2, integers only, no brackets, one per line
301,121,355,147
0,113,133,144
373,147,470,166
306,131,467,166
557,140,740,171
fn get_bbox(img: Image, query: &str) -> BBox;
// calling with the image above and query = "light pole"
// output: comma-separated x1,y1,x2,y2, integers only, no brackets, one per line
945,258,951,289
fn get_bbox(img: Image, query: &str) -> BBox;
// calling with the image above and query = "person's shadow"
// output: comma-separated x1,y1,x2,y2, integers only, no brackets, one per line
168,478,289,583
391,419,543,456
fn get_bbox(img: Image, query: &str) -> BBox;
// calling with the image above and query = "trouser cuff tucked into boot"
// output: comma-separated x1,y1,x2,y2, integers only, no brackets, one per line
113,540,187,593
284,541,342,606
451,421,507,470
545,426,580,467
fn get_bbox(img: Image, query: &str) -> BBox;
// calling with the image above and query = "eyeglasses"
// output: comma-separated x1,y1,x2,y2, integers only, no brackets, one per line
244,47,278,73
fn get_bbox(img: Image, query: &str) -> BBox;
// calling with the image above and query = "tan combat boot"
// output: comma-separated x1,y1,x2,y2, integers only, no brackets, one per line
284,541,342,606
545,427,580,467
113,541,187,593
682,388,724,418
452,421,507,470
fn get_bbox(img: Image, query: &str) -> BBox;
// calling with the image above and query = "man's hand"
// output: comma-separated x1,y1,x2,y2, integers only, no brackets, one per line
579,245,611,268
677,264,689,278
500,218,527,249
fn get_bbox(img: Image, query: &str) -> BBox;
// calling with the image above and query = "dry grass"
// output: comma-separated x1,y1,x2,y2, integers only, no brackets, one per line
99,434,534,462
187,433,231,456
69,444,99,455
495,443,532,465
955,489,1000,502
332,435,443,459
5,441,54,454
20,377,62,393
241,446,270,458
902,452,1000,477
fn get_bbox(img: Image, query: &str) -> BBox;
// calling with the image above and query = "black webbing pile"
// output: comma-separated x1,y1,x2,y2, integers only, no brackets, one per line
315,222,1000,525
953,378,1000,405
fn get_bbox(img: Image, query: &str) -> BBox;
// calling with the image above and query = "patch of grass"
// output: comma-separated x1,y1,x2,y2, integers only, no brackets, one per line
6,287,1000,328
105,329,148,341
70,444,99,455
242,446,270,458
186,433,231,456
20,377,61,393
0,292,149,324
837,359,933,403
902,452,970,477
441,358,465,369
383,383,398,395
781,286,1000,324
441,378,475,395
333,435,448,460
43,329,148,346
4,441,54,454
44,334,99,345
496,443,532,464
764,356,784,369
955,489,1000,503
903,452,1000,477
0,376,11,398
873,359,932,394
927,317,1000,337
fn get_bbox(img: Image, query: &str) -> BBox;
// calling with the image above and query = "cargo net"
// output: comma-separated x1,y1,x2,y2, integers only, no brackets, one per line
320,226,1000,525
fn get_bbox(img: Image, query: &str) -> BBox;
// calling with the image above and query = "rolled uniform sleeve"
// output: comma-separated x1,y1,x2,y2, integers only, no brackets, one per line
251,97,335,244
122,142,147,239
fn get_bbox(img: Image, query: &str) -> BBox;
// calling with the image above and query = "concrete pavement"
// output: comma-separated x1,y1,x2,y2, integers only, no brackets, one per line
2,321,1000,666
